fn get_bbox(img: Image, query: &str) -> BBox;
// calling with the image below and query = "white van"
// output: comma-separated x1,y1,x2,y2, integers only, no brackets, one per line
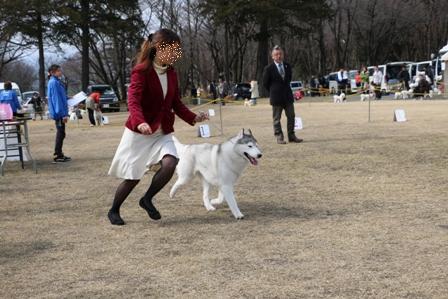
0,82,23,103
433,43,447,82
368,62,413,92
328,72,339,94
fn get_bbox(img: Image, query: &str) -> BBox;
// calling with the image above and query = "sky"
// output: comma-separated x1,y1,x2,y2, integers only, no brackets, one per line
23,2,157,69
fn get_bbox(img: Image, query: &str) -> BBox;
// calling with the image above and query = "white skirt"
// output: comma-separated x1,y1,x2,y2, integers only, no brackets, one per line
108,128,178,180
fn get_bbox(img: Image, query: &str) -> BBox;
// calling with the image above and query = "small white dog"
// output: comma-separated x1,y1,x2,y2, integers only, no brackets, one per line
424,90,434,99
94,109,103,126
394,91,410,100
170,129,262,219
394,91,402,100
360,93,373,101
401,90,410,99
434,88,442,96
333,92,346,103
244,99,254,107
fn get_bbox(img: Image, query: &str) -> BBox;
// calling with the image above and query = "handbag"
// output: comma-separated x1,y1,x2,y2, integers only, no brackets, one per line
0,103,13,120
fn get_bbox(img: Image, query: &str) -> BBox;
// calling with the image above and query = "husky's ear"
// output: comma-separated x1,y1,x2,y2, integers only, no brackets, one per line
247,129,253,136
237,129,244,139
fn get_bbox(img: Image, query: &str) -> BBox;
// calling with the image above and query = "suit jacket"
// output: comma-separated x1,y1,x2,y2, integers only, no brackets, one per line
262,62,294,106
125,63,197,134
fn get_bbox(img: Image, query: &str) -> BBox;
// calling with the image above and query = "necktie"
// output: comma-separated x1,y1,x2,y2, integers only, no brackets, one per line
278,63,285,79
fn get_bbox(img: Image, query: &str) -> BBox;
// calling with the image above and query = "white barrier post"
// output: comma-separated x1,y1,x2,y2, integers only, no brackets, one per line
368,96,371,122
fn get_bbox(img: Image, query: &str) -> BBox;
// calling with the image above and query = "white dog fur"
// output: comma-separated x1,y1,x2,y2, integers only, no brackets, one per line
360,93,374,101
333,92,346,103
169,129,262,219
94,109,103,126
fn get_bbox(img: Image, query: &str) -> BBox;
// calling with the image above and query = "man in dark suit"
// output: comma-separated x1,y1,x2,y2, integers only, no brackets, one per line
263,45,302,144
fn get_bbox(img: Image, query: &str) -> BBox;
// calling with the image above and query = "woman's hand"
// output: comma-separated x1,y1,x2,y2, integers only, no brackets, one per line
194,111,209,123
137,122,153,135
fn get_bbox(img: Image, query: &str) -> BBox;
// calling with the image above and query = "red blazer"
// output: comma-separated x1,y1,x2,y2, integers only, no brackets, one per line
125,63,197,134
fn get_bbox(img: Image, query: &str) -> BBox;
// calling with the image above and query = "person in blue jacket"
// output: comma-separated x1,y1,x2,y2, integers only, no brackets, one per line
47,64,71,163
0,81,21,116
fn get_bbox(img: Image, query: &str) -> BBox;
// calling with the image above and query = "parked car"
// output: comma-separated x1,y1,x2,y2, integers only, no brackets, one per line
232,83,251,100
86,84,120,112
0,82,23,103
290,81,303,93
22,91,38,103
21,97,36,114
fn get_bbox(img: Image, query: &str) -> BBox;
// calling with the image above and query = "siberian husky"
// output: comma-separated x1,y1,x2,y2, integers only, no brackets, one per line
169,129,262,219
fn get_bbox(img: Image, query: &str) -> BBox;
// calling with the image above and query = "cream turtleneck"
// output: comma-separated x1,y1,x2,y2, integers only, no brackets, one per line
153,62,168,98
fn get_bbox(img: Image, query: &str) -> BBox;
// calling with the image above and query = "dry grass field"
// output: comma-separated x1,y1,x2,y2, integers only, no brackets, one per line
1,97,448,298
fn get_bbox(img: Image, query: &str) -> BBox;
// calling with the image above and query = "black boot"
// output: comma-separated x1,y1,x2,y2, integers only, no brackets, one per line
139,197,161,220
288,134,303,143
108,210,125,225
276,135,287,144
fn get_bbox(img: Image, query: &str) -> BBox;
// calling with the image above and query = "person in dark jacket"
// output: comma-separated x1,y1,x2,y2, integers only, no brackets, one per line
398,66,410,90
47,64,71,163
262,45,302,144
29,92,44,120
425,66,434,88
209,80,217,101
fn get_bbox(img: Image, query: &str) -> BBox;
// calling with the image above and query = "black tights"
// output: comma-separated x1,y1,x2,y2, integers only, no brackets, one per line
110,155,178,214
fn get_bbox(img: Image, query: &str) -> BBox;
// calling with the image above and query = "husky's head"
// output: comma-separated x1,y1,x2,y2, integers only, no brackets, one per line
233,128,262,166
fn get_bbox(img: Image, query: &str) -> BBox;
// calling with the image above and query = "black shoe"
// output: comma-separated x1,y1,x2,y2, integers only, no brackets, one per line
53,156,70,163
139,197,161,220
288,135,303,143
108,210,125,225
276,135,287,144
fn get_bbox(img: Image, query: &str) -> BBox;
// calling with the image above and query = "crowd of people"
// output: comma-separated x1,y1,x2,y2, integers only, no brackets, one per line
306,63,437,100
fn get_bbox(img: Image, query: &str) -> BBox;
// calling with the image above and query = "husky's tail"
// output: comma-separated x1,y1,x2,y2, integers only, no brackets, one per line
172,136,185,152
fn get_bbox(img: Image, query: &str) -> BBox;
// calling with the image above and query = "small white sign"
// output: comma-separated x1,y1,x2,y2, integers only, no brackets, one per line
102,115,110,125
394,109,407,122
198,124,211,138
208,109,215,117
294,117,303,130
67,91,87,107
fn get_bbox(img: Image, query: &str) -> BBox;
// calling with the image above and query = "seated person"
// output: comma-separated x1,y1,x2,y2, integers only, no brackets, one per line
0,81,21,116
413,75,431,97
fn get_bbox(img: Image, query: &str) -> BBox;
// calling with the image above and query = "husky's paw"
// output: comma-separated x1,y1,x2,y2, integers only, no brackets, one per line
210,198,223,205
205,205,216,211
235,213,245,220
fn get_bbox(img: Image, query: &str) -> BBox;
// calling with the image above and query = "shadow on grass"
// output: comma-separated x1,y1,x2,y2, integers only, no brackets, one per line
0,240,55,264
159,201,345,227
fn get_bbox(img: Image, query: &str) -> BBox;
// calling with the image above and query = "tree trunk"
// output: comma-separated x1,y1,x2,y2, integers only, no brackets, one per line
186,0,194,86
256,20,269,96
224,21,230,82
80,0,90,92
318,19,327,75
36,12,46,97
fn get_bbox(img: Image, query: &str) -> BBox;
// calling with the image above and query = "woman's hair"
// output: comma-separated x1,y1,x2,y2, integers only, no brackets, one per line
4,81,12,90
48,64,61,79
135,28,181,69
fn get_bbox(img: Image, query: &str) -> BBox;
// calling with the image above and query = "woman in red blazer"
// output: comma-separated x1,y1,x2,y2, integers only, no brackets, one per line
108,29,208,225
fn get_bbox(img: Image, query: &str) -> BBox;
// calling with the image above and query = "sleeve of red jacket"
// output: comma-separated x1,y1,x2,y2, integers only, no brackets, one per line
172,72,197,125
127,67,147,131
